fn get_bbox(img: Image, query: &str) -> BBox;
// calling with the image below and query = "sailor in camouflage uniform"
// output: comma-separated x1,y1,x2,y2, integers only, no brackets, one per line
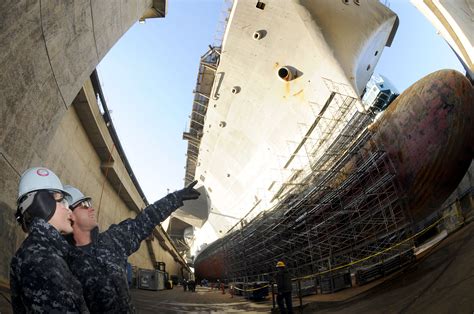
64,181,200,313
10,167,89,313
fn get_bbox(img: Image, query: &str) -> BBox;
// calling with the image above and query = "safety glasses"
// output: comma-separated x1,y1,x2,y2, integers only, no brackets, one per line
71,199,92,211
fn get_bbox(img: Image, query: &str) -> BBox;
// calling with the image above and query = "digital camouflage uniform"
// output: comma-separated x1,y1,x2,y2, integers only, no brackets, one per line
67,192,183,313
10,218,89,313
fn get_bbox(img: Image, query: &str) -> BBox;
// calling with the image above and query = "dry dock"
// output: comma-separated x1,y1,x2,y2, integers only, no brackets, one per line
1,220,473,313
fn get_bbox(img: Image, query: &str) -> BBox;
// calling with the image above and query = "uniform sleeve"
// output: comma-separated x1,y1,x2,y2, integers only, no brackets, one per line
14,255,88,313
106,192,182,256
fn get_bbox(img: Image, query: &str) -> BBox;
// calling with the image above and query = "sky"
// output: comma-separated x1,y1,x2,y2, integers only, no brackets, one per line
97,1,465,233
97,0,225,203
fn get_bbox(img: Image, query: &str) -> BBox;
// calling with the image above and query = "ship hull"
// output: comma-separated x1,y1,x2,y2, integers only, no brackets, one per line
369,69,473,221
188,0,400,238
195,70,474,281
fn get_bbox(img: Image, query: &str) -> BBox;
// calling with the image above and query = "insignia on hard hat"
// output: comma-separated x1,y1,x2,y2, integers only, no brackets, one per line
36,169,50,177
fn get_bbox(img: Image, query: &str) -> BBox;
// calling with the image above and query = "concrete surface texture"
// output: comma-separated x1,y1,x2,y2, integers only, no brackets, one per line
1,0,154,173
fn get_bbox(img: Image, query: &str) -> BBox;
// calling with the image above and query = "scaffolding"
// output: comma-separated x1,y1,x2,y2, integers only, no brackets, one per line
212,85,413,288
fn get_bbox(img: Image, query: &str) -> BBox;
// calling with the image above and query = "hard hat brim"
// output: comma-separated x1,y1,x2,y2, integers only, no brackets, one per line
18,188,72,205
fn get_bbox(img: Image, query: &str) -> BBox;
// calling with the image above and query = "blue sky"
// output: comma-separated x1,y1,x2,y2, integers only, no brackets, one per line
97,0,464,205
97,0,224,202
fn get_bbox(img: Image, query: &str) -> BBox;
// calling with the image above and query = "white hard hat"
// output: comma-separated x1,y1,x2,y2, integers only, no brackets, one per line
63,185,91,208
18,167,71,203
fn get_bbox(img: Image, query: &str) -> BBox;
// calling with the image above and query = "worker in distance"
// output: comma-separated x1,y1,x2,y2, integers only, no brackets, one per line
275,260,293,314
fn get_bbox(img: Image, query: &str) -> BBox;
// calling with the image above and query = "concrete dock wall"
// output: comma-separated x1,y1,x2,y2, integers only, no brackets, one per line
1,0,156,174
0,0,187,285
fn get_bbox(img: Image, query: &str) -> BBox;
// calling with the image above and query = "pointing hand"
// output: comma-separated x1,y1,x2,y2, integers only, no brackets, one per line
176,180,200,202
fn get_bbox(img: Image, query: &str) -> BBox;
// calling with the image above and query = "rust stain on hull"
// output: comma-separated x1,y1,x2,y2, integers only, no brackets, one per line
372,70,473,221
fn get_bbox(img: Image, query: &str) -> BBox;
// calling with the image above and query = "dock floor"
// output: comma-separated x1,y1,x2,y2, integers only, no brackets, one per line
132,286,272,313
133,220,474,313
0,221,473,313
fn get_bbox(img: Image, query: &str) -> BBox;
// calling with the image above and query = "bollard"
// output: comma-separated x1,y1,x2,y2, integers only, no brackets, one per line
230,285,234,298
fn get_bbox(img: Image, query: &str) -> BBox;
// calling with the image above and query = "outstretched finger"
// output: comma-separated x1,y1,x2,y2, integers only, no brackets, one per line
187,180,198,189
